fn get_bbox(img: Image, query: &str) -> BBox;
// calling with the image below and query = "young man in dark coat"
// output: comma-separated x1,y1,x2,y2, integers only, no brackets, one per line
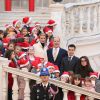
30,67,58,100
61,44,79,74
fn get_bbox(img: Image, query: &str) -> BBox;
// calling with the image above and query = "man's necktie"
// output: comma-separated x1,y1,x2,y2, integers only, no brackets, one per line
68,56,71,62
44,86,46,91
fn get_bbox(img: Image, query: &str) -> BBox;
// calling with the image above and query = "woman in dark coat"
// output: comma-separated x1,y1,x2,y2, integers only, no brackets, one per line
75,56,93,78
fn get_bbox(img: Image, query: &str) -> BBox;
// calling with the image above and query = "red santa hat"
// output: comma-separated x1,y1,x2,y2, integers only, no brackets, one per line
30,27,37,33
18,52,26,59
47,19,57,26
61,72,70,78
34,22,40,26
31,60,39,69
54,65,60,73
22,17,32,25
13,19,21,27
18,58,29,68
20,42,30,50
5,24,13,29
46,62,55,69
90,72,99,78
44,27,53,34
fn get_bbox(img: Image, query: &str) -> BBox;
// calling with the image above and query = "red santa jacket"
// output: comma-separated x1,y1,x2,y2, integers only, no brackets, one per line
68,91,85,100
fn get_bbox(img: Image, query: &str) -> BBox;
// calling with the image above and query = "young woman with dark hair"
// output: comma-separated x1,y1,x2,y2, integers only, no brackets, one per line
75,56,93,78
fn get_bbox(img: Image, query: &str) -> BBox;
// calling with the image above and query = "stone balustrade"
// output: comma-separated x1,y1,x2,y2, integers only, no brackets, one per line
64,1,100,38
0,62,100,100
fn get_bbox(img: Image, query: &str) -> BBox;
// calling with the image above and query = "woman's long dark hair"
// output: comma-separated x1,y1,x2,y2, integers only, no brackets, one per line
79,56,91,67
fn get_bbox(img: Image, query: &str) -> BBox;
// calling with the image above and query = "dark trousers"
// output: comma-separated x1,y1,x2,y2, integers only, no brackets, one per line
8,89,12,100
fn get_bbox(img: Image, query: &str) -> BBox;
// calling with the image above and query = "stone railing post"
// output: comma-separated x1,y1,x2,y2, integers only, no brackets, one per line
97,5,100,33
70,9,75,35
93,6,97,33
24,78,30,100
12,74,18,100
79,7,84,34
62,89,68,100
75,92,81,100
89,97,94,100
3,71,8,100
87,7,91,33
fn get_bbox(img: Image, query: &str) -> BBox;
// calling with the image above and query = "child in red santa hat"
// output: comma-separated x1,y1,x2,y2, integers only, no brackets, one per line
60,71,70,83
46,62,55,78
12,19,21,34
2,32,11,49
44,27,54,49
18,36,30,52
53,65,60,80
5,24,15,34
22,16,32,33
43,19,57,33
5,24,16,40
90,72,99,87
16,27,29,38
29,27,38,46
34,22,42,36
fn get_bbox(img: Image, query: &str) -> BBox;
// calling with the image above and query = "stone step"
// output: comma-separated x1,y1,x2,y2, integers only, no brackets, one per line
0,11,51,29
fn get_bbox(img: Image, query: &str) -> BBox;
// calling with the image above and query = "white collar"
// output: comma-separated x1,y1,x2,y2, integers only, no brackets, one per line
42,83,49,87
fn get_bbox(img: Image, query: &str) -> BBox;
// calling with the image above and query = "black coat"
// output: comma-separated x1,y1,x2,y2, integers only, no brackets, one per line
47,48,67,74
75,65,93,78
61,56,79,73
30,83,58,100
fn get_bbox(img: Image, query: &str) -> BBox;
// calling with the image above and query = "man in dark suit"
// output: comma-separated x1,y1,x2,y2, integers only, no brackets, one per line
61,44,79,73
47,36,67,74
30,67,58,100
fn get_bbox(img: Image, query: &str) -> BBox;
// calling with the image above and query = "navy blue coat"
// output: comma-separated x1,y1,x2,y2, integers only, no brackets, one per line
47,48,67,74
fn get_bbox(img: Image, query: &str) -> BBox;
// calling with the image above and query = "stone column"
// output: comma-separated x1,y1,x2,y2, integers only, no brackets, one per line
50,3,66,48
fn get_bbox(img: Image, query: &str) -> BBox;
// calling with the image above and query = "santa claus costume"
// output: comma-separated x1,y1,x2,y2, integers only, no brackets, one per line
43,19,57,33
44,27,54,49
13,19,21,34
22,16,32,33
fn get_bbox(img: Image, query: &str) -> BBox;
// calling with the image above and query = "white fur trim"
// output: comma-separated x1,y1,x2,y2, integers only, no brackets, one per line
54,70,60,73
90,75,98,78
35,23,40,26
14,20,21,27
61,74,69,78
3,43,8,46
47,66,54,69
32,28,37,33
27,17,32,25
21,47,29,50
19,53,26,59
47,23,57,26
44,61,48,65
20,61,29,68
38,63,42,67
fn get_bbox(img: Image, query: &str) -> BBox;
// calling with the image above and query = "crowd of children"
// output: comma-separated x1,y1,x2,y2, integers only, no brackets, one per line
0,16,100,100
